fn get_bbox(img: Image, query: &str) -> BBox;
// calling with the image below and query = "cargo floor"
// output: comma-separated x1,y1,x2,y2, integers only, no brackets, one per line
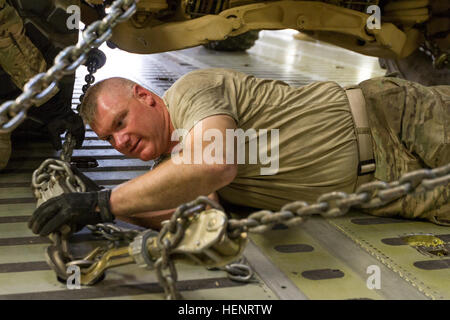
0,31,448,300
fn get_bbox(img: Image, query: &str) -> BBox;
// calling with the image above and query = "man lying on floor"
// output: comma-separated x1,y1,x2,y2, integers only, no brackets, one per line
28,68,450,236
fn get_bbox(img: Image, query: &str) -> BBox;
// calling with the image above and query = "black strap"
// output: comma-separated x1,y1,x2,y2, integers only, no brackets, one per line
97,189,114,222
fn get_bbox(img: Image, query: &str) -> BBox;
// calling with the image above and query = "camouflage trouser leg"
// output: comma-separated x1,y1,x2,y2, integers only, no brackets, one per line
359,77,450,226
0,132,11,170
0,0,50,170
0,0,46,89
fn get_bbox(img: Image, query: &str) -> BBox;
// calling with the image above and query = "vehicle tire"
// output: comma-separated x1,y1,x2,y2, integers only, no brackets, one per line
203,30,260,51
379,49,450,86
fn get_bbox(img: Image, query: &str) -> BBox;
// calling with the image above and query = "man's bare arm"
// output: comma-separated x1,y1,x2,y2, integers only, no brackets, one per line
109,115,237,218
117,192,220,229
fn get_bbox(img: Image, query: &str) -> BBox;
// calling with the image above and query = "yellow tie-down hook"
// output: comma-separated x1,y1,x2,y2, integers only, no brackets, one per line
49,208,248,286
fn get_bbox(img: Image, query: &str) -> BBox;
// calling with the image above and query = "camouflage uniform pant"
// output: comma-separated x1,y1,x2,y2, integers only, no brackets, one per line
0,0,49,170
0,0,46,90
359,77,450,226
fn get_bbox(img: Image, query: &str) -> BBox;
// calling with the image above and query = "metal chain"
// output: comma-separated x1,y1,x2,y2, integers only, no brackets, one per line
213,257,254,283
149,163,449,299
61,51,103,163
39,162,448,299
33,54,105,276
153,196,223,299
223,261,254,283
31,158,87,199
61,134,77,163
87,223,140,243
226,164,450,238
419,25,450,70
0,0,138,134
420,39,449,70
21,0,140,288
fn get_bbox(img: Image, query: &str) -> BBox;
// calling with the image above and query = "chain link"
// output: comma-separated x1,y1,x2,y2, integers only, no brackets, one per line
87,223,140,243
419,26,450,70
31,158,87,199
152,196,223,299
215,258,254,283
144,162,449,298
61,49,104,162
61,134,77,163
39,161,449,299
227,163,450,237
0,0,139,134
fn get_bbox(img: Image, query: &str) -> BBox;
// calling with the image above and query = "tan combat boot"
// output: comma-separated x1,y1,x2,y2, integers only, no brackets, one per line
0,132,11,170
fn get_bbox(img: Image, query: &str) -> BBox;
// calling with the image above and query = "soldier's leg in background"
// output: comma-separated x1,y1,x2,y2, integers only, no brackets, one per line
400,84,450,168
0,0,46,89
366,183,450,226
392,81,450,225
359,77,450,225
0,0,49,170
0,132,11,170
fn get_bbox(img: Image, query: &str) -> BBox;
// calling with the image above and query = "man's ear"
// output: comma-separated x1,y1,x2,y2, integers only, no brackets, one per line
133,84,155,107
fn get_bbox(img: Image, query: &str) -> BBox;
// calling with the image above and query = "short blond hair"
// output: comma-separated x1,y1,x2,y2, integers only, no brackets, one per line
79,77,136,125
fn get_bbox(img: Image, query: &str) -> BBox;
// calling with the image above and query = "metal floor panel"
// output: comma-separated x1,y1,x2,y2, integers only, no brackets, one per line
0,30,446,300
328,213,450,300
0,263,275,300
248,214,439,300
249,222,386,300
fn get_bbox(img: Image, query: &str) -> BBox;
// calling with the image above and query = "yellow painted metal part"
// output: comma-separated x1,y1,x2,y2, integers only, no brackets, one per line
109,0,418,59
83,0,103,4
383,0,429,11
221,1,373,40
72,208,248,285
383,0,430,26
308,22,408,59
402,235,445,248
109,15,236,54
80,246,135,285
136,0,168,12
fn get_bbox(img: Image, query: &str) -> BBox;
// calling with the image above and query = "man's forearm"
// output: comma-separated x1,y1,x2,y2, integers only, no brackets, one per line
118,208,176,230
109,158,235,217
115,192,219,229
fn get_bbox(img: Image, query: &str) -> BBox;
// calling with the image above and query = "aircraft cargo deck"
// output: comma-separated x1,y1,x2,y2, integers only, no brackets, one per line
1,31,448,300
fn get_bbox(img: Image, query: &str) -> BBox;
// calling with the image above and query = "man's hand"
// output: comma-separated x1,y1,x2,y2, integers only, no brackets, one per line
47,110,86,150
28,190,114,236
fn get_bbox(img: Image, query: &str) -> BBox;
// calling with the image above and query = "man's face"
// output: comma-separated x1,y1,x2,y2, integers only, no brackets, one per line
91,85,168,161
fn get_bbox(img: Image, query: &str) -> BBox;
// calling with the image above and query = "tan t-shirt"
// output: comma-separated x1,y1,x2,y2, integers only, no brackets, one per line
163,68,358,211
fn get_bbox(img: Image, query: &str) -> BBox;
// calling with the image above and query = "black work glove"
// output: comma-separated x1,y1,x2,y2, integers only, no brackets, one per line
28,190,115,236
46,110,85,150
